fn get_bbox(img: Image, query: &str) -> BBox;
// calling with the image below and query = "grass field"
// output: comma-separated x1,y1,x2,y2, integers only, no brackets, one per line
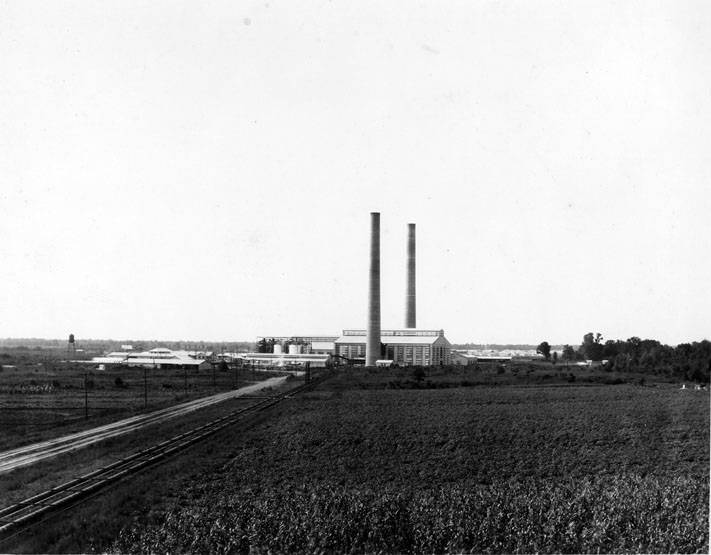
0,359,280,450
104,370,709,554
1,366,706,553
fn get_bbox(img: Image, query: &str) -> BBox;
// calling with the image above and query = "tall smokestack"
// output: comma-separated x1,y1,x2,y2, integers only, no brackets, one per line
405,223,416,328
366,212,381,366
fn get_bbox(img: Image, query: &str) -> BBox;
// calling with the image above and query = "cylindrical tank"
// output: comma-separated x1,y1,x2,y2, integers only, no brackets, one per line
289,344,302,355
366,212,381,366
273,344,283,355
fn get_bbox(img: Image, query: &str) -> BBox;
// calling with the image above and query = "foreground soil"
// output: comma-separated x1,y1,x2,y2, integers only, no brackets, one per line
4,370,709,553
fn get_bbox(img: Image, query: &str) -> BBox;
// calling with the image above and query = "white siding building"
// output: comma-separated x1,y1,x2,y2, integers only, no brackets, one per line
335,329,451,366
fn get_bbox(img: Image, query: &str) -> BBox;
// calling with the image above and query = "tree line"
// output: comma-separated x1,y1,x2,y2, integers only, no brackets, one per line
538,333,710,383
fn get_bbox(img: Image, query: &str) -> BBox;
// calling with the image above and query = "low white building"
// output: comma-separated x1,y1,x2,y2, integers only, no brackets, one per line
451,351,478,365
89,348,212,370
238,352,331,368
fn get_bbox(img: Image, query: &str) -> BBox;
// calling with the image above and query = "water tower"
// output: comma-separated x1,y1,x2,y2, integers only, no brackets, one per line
67,333,76,358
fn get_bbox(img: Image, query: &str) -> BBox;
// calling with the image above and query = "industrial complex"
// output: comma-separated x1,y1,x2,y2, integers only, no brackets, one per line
88,347,213,370
83,213,452,370
240,213,452,368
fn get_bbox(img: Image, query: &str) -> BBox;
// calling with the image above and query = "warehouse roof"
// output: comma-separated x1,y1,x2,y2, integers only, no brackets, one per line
336,334,449,346
126,350,207,366
90,348,210,367
240,353,330,361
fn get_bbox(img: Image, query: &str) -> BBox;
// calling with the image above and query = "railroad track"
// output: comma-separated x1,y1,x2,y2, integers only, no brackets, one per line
0,372,330,541
0,377,289,475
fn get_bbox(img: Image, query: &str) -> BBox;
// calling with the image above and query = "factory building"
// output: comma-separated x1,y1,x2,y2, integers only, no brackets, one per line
254,213,449,369
88,348,212,370
336,329,451,366
450,351,479,365
255,336,337,355
238,352,331,368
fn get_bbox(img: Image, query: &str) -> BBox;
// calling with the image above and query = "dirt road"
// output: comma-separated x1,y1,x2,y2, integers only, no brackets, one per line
0,376,287,474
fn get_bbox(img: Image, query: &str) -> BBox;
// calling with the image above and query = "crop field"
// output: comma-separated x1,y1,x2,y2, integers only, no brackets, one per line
110,370,709,554
0,359,278,451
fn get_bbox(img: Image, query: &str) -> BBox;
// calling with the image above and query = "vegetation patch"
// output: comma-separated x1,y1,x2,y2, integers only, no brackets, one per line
111,374,709,553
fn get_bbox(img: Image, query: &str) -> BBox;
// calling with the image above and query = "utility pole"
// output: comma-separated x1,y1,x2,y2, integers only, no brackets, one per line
184,366,188,396
144,366,148,409
84,371,88,419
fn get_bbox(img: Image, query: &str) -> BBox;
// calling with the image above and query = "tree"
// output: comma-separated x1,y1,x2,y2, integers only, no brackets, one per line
580,332,604,361
602,340,621,359
561,345,576,362
256,338,268,353
552,351,558,365
536,341,551,361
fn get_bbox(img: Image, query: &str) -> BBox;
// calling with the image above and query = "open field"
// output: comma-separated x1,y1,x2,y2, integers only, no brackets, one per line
0,376,287,475
0,375,302,510
0,356,283,450
1,368,707,553
109,371,708,554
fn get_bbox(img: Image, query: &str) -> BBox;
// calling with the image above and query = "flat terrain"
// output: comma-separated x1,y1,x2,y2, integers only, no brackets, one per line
0,362,279,450
2,368,708,553
0,376,287,475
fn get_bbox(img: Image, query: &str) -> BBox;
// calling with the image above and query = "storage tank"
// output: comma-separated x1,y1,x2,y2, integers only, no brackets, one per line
273,344,283,355
289,344,302,355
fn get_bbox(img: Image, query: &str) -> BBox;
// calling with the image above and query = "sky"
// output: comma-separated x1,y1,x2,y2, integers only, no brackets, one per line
1,1,709,345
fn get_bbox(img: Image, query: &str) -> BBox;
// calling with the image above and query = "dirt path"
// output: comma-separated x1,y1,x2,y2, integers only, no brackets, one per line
0,376,287,474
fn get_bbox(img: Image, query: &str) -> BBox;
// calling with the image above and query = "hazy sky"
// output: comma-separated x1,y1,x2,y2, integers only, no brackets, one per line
1,1,709,345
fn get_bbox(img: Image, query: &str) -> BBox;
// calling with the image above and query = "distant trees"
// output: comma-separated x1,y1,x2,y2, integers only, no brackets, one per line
561,345,577,362
536,342,551,361
580,333,605,361
573,334,711,383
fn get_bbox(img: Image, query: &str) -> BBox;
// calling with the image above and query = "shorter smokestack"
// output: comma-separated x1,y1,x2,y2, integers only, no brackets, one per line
366,212,381,366
406,223,416,328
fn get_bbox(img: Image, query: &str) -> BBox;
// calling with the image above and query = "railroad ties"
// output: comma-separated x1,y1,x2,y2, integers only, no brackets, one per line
0,372,331,541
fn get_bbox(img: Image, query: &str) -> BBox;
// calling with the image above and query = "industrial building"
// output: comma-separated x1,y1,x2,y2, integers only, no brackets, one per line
255,336,337,355
89,348,212,370
237,352,331,368
240,339,335,368
362,213,451,366
335,329,451,366
254,213,451,368
450,351,479,365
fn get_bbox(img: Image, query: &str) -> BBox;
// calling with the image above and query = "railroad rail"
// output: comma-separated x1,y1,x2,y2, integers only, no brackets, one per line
0,372,330,541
